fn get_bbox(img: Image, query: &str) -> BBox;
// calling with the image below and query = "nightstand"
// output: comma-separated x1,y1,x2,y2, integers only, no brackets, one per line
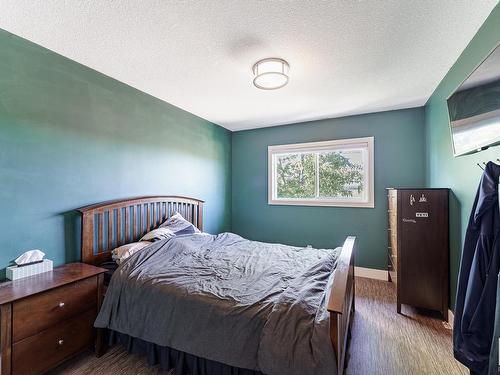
0,263,106,375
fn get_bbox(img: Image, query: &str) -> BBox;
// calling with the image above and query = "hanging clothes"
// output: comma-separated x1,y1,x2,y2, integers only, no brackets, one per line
454,161,500,375
488,274,500,375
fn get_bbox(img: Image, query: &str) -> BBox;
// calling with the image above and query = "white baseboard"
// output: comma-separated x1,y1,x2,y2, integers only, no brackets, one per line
354,266,388,281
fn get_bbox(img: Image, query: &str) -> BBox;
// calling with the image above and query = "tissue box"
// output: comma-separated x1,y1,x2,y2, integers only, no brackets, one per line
6,259,53,280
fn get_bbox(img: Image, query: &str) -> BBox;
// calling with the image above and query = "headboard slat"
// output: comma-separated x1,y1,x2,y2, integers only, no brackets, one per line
132,205,137,240
116,209,122,247
139,205,144,237
154,203,159,228
97,213,104,253
124,206,129,244
78,196,204,265
107,211,113,251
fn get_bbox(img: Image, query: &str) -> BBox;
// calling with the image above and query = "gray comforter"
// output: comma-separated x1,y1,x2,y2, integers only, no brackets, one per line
95,232,340,375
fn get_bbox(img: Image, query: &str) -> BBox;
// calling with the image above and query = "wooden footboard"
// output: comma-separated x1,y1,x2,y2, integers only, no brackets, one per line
327,236,356,374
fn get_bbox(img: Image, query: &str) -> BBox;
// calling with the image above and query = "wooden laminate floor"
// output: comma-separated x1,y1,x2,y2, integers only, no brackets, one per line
53,277,467,375
345,278,466,375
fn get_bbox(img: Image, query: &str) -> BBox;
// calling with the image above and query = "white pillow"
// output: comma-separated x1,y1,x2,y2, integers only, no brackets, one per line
112,241,151,264
139,227,176,242
159,212,200,235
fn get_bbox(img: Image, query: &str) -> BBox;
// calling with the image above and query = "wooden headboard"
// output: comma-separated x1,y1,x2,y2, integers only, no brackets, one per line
78,196,204,265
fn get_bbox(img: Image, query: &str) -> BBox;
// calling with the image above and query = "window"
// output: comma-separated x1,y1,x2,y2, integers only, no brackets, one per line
268,137,374,207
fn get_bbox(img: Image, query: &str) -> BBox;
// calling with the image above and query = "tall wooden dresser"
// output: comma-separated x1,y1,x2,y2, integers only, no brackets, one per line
387,188,449,320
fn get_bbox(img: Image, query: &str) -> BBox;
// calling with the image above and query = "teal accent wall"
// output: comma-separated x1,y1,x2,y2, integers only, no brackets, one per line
424,4,500,310
232,108,426,270
0,29,231,277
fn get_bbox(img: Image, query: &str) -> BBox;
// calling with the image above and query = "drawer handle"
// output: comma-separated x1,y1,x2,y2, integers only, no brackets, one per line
58,339,64,346
58,302,65,308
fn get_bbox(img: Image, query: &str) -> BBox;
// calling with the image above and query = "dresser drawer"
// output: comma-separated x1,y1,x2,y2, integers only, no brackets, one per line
388,256,396,280
13,276,97,342
12,308,96,375
388,191,397,210
388,247,398,268
390,254,397,271
389,232,397,254
389,268,397,285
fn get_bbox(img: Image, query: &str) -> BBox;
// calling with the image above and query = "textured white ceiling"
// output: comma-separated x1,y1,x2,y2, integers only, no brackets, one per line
0,1,497,131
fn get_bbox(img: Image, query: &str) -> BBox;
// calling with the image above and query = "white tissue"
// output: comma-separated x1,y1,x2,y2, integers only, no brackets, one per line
15,249,45,265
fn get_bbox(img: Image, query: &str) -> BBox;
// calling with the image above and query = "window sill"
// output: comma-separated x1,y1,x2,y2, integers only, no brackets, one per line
268,199,375,208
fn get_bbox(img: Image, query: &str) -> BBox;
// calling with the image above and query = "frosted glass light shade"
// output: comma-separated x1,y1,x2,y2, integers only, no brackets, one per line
252,58,290,90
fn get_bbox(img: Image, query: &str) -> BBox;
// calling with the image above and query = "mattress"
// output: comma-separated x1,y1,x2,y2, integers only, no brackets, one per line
95,232,340,375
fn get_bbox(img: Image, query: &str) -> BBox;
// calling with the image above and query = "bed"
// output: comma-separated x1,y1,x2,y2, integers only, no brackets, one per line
78,196,355,375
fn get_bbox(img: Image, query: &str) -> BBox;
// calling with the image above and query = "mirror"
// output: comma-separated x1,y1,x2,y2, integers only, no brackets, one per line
447,43,500,156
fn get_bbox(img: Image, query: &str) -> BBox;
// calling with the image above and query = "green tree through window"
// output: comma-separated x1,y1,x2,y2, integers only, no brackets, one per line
269,137,374,207
275,150,365,199
318,151,364,198
276,153,316,198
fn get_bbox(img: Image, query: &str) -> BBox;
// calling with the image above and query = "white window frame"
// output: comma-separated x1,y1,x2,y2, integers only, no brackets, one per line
268,136,374,208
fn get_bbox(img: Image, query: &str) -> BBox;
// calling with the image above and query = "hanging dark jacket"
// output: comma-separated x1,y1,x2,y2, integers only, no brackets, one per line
454,161,500,375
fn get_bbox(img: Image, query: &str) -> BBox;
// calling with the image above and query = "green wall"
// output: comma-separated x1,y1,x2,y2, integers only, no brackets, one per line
424,3,500,310
3,2,498,308
232,108,425,270
0,29,231,277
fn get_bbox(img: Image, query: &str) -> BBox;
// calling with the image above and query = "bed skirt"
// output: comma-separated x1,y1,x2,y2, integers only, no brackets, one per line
108,330,264,375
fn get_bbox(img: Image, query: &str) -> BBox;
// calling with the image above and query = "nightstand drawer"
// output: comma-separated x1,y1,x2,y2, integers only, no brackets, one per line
12,276,97,342
12,308,96,375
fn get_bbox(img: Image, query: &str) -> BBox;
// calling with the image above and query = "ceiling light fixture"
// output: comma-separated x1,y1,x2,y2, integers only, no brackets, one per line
252,58,290,90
